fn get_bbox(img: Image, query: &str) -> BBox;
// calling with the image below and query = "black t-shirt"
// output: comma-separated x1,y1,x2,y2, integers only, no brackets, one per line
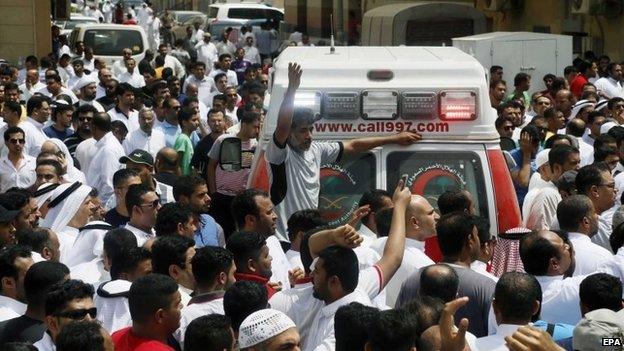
191,133,219,180
154,172,178,187
0,315,45,344
105,208,130,228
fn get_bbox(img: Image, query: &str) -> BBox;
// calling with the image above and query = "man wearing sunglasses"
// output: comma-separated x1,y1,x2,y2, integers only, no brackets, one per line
34,279,95,351
124,183,161,247
0,126,36,192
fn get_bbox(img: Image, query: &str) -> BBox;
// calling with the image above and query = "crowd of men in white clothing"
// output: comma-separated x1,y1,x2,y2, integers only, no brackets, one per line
1,21,624,351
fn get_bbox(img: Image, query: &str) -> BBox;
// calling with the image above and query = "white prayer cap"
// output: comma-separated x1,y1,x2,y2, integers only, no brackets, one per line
238,309,297,348
75,75,97,90
601,121,618,135
570,99,593,119
535,148,550,169
595,99,609,111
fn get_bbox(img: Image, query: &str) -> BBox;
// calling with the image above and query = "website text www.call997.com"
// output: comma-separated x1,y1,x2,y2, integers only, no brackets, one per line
314,121,450,133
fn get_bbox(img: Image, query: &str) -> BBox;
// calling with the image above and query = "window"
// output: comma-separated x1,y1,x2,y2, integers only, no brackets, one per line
65,18,98,30
228,8,267,19
208,7,220,18
386,151,488,217
319,153,376,226
83,29,143,56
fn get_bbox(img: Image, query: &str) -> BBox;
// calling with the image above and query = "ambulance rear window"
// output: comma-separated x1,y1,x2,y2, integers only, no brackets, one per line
319,152,376,226
386,151,488,218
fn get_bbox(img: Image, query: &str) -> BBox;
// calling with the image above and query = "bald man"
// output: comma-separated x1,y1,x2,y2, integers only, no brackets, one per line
370,195,439,306
555,89,576,120
154,147,180,186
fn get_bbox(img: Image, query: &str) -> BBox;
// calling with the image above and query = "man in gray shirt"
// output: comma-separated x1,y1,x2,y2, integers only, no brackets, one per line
267,63,422,242
395,211,496,337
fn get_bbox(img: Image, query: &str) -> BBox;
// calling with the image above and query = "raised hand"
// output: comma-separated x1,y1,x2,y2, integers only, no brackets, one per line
287,62,302,91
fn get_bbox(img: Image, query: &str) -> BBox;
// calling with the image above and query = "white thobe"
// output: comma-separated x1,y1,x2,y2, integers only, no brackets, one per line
568,232,612,276
33,332,55,351
266,235,292,291
594,77,624,99
195,41,218,68
122,128,166,158
475,324,525,351
0,154,36,192
370,237,434,307
243,45,261,65
174,292,225,345
599,247,624,297
535,275,584,325
124,222,155,247
118,71,146,88
75,138,97,175
85,132,124,205
19,81,46,102
523,182,561,231
107,107,140,133
0,295,26,322
593,205,617,252
19,117,49,157
163,55,186,79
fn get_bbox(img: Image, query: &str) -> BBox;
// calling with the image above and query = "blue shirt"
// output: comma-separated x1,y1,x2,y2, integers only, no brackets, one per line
44,125,74,140
510,148,539,206
157,121,199,148
194,214,220,247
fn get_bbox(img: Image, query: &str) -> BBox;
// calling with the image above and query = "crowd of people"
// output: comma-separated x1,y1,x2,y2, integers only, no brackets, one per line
0,5,624,349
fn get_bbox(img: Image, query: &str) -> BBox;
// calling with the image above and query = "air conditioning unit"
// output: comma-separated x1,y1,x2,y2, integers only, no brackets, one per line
571,0,592,14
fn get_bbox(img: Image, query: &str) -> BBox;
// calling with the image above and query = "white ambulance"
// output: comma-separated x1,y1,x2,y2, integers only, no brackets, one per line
224,46,521,240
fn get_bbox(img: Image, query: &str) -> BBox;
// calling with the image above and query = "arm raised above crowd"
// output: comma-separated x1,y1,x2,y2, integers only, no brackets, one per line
308,224,362,258
374,179,410,290
274,62,302,146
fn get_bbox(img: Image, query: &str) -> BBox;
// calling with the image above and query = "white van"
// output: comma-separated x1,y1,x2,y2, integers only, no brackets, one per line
221,46,522,239
207,3,284,23
68,24,149,66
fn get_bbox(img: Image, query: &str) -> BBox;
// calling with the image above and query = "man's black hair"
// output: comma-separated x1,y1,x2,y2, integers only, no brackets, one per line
374,207,394,237
490,65,503,74
56,320,106,351
223,281,268,330
103,229,138,264
580,273,623,313
128,274,178,323
437,189,471,215
16,228,53,254
368,309,419,351
419,264,459,303
192,246,233,288
594,144,619,163
519,231,561,276
548,145,579,169
557,195,594,232
3,100,22,116
358,189,392,224
226,231,266,274
0,188,32,213
45,279,94,317
155,202,194,237
26,95,48,116
4,126,25,142
436,212,477,258
494,272,542,323
335,302,380,351
92,112,112,133
402,295,445,335
151,235,195,276
0,245,31,281
112,168,139,188
575,162,610,195
317,246,359,293
110,246,152,280
594,133,617,150
24,261,69,307
184,314,234,351
286,209,326,242
230,188,269,229
173,175,206,201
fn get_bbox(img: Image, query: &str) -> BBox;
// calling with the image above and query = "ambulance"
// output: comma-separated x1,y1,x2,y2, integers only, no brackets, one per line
222,46,522,237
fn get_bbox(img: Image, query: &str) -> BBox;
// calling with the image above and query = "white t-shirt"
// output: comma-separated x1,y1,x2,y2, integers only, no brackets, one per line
265,138,342,241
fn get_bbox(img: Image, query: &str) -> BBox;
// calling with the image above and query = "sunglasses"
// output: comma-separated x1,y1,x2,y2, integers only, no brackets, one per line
9,138,25,144
78,116,93,122
140,199,161,209
55,307,97,320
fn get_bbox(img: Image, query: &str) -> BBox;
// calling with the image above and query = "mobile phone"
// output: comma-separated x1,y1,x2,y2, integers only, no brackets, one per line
400,174,408,189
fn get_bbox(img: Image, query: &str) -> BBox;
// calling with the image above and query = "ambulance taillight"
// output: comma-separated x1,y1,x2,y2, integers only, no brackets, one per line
439,91,477,121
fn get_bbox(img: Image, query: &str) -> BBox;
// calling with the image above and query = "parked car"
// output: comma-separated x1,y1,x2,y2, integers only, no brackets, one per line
207,3,283,23
69,23,149,66
206,18,275,42
55,15,99,36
